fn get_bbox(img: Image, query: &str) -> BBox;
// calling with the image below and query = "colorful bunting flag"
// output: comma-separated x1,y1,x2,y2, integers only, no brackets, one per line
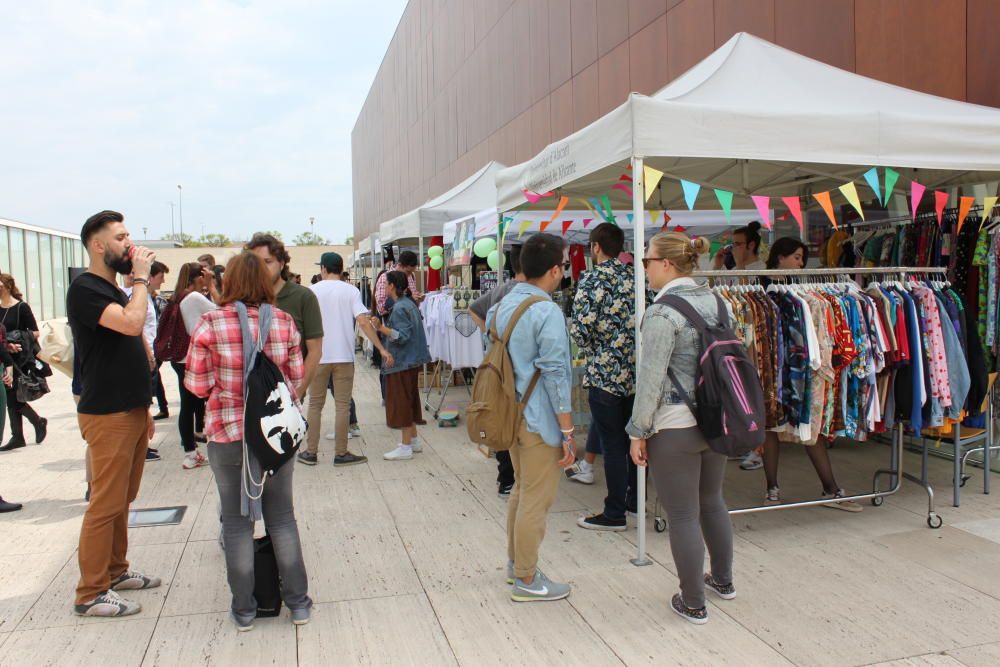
680,180,701,210
813,191,838,229
517,220,532,238
884,168,900,205
957,196,975,234
522,189,554,204
714,188,734,224
647,209,661,226
612,182,634,198
543,196,569,232
582,218,593,228
782,196,804,234
750,195,772,229
863,168,882,206
643,165,664,202
581,198,599,218
934,190,949,227
981,196,998,230
910,181,926,221
599,194,616,223
562,219,573,235
838,181,865,220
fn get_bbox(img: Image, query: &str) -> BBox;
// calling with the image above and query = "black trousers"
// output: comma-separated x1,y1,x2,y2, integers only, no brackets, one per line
151,362,168,412
5,383,41,441
496,450,514,487
170,361,206,453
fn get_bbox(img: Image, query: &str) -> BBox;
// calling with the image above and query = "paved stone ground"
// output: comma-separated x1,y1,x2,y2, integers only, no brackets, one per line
2,361,1000,666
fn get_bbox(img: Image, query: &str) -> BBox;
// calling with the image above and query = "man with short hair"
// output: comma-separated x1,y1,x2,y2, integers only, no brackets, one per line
373,250,421,317
246,233,323,397
487,233,575,602
301,252,391,466
197,253,222,302
569,223,638,531
68,210,160,617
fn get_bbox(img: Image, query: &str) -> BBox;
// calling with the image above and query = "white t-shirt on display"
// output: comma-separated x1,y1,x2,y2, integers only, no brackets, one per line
311,279,368,363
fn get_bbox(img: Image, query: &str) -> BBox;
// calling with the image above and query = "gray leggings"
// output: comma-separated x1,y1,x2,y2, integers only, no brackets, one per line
647,426,733,610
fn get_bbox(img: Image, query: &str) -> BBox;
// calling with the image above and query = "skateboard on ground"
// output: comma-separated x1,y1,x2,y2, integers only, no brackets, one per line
437,408,459,427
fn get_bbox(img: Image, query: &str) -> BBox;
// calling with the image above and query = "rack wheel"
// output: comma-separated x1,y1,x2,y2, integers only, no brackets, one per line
654,518,667,533
871,496,884,507
927,514,943,529
960,474,971,488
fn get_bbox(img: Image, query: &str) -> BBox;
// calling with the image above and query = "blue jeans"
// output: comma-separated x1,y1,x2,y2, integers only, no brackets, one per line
588,388,637,521
208,441,312,619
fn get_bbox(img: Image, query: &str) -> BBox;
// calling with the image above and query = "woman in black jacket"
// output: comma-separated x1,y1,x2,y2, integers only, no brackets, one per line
0,319,22,511
0,274,47,451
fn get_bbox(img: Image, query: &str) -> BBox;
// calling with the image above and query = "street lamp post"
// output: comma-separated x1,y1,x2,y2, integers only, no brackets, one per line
177,185,184,242
309,217,315,241
168,202,175,238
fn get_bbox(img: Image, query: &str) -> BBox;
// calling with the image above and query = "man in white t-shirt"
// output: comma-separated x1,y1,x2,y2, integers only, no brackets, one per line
301,252,391,467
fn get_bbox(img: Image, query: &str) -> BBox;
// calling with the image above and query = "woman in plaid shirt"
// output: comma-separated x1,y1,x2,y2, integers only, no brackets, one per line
185,251,312,631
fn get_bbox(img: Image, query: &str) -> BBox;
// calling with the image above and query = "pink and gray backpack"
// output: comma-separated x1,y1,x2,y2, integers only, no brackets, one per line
657,294,766,457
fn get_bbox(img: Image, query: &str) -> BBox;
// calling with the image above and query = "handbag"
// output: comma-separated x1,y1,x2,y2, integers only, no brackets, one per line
14,365,49,403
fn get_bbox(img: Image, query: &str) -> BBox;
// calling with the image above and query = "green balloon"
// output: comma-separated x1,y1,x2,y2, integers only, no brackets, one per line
427,245,444,257
473,237,496,259
487,249,501,270
429,255,444,270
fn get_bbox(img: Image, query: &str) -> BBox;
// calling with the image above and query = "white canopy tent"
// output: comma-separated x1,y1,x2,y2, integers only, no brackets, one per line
495,31,1000,566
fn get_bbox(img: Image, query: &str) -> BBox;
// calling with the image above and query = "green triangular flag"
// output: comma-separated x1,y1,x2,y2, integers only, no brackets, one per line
884,168,900,207
714,188,734,224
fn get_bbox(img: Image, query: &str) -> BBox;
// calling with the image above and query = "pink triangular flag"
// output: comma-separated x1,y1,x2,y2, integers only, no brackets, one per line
781,196,803,234
582,218,593,228
522,189,554,204
934,190,949,227
910,181,926,221
750,195,771,230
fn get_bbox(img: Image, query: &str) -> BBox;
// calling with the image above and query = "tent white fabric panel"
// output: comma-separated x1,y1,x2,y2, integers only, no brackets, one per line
380,161,507,242
497,32,1000,212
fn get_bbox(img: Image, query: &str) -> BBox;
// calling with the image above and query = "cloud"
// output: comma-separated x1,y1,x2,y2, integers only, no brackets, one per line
0,0,406,244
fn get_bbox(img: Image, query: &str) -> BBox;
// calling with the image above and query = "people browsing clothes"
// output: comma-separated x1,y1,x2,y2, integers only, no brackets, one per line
68,210,159,617
185,251,312,631
163,262,216,469
370,271,427,461
569,223,638,531
301,252,388,466
469,247,524,496
486,233,576,603
629,231,735,625
0,320,21,512
757,238,862,511
0,274,48,451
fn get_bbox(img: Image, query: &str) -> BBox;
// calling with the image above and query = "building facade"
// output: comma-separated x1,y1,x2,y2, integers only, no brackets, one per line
0,217,87,323
352,0,1000,242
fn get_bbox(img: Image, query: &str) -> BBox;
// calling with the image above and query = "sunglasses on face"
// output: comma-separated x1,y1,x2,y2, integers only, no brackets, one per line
641,257,665,269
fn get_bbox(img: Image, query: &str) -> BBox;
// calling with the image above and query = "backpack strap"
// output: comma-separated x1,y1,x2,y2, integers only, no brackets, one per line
488,295,546,408
655,293,730,330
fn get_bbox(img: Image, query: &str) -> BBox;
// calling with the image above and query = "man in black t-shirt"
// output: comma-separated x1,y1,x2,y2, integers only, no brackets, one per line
67,210,160,618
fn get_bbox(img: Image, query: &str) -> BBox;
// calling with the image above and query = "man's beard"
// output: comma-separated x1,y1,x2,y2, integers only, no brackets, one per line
104,249,133,275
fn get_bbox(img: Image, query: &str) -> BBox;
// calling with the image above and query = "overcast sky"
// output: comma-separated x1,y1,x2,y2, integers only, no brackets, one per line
0,0,407,244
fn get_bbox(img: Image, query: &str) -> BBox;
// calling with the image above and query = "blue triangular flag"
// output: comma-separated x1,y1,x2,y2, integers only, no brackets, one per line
863,168,883,206
680,180,701,210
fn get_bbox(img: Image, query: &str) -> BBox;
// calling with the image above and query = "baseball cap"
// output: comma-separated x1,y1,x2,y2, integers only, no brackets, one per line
316,251,343,272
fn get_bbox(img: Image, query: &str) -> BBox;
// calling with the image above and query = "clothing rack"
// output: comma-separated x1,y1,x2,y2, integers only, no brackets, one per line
633,264,949,566
839,205,989,232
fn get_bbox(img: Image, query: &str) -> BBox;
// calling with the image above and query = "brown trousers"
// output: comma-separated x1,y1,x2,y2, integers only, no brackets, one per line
306,363,355,456
75,408,149,604
506,423,563,580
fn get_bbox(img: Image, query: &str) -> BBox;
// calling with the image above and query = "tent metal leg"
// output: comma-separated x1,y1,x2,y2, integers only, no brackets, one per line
631,464,652,567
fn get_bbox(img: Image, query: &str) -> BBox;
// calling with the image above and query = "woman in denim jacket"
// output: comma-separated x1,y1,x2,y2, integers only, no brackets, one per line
628,231,734,625
371,271,431,461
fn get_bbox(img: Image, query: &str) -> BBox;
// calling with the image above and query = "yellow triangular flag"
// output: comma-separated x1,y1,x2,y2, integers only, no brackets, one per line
838,181,865,220
517,220,532,238
982,196,999,230
647,209,661,226
643,165,664,202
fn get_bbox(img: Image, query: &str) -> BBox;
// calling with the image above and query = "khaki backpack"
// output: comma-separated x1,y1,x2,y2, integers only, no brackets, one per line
466,296,544,451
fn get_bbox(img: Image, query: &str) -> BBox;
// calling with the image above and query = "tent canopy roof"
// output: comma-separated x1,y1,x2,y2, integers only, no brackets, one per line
496,32,1000,213
381,161,506,242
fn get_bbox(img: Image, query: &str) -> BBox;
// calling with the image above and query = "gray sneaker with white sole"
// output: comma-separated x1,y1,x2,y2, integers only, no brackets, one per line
74,589,141,617
510,571,570,602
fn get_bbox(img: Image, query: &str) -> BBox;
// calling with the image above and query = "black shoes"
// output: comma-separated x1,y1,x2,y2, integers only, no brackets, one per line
297,452,318,466
671,593,708,625
34,418,47,444
0,496,23,513
333,453,368,466
152,410,169,421
498,482,513,497
576,513,627,531
145,449,161,462
0,438,26,452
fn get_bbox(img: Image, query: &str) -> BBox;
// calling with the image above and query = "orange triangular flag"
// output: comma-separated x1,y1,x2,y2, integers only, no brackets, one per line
813,191,838,229
957,196,975,234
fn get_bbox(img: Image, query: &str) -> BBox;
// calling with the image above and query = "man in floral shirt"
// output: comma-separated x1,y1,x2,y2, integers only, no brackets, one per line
569,223,637,531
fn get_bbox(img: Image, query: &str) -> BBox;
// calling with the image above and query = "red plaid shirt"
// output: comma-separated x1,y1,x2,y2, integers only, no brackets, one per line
374,263,418,316
184,304,304,444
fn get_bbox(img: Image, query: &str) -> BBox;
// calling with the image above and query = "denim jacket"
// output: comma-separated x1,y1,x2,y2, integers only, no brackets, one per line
487,282,572,447
382,297,432,375
626,278,725,440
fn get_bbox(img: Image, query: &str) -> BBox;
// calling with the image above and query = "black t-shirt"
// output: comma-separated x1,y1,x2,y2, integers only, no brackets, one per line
0,301,38,334
67,272,152,415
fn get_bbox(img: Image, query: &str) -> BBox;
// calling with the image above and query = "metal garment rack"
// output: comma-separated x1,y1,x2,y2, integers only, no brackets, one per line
702,265,945,525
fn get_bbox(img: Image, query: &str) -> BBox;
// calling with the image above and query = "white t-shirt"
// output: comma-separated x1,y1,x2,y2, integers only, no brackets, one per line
123,287,157,348
311,279,368,363
180,292,217,335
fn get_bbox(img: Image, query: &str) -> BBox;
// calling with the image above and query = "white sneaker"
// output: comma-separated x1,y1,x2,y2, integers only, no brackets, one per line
349,426,361,438
739,451,763,471
182,452,208,470
324,431,337,441
384,445,413,461
410,439,423,453
565,461,594,485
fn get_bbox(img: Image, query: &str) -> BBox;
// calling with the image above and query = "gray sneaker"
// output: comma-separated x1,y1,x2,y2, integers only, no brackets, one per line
506,560,514,585
110,570,161,591
231,612,254,632
290,606,311,626
74,589,141,617
510,571,570,602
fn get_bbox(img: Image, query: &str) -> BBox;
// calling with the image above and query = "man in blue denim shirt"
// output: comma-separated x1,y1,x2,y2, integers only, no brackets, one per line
486,233,575,603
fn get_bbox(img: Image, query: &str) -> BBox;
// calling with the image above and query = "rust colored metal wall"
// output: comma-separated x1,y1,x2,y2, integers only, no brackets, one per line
352,0,1000,242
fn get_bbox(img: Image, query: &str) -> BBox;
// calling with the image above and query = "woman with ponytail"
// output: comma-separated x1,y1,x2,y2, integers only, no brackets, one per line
628,232,735,624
